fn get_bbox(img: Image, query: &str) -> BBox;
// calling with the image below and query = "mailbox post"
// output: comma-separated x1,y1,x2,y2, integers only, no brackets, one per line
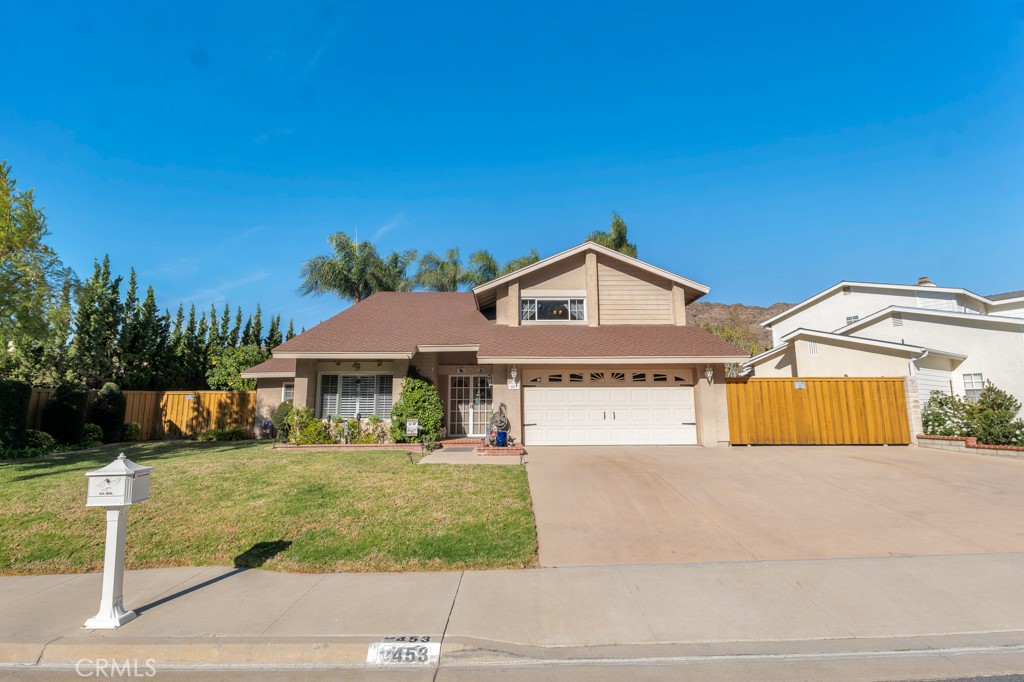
84,453,154,629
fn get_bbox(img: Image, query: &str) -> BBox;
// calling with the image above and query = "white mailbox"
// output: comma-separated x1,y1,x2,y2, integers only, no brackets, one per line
86,454,153,507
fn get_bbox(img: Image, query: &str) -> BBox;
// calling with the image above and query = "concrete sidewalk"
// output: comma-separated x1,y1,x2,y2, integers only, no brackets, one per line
3,553,1024,678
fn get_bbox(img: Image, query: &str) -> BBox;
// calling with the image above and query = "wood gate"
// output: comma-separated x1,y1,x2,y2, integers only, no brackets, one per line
726,378,911,445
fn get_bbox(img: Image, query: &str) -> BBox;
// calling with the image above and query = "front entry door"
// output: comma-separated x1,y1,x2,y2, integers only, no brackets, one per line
449,375,493,437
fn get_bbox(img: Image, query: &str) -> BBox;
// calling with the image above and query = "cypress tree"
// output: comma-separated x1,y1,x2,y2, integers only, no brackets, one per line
230,307,242,347
251,304,263,348
286,320,295,340
265,315,282,350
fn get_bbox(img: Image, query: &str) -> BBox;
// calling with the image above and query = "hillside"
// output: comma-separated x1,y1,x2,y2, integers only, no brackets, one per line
688,301,795,355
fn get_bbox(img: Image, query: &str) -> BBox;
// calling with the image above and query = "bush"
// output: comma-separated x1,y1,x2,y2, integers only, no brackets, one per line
297,419,334,445
390,374,444,444
285,407,317,444
922,382,1024,447
91,382,127,443
82,423,104,448
25,429,56,450
922,391,969,437
968,383,1024,446
0,380,31,449
196,427,248,442
41,384,89,445
122,422,142,442
271,400,293,440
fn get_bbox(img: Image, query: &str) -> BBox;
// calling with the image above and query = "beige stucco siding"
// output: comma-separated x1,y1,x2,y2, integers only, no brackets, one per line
752,348,798,377
596,258,673,324
793,339,912,377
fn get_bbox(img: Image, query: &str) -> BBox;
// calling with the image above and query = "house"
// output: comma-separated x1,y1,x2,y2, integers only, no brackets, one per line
242,242,748,447
744,277,1024,408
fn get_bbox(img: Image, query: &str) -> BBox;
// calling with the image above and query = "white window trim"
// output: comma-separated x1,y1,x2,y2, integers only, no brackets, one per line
520,297,588,324
281,382,295,403
316,371,394,420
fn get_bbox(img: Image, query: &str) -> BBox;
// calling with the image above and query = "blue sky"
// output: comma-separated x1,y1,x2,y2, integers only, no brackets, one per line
2,1,1022,330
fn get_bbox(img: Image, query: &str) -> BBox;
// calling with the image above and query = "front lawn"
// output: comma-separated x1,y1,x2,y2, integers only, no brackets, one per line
0,442,537,574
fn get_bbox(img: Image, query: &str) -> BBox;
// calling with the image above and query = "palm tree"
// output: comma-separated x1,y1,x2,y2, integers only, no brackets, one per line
500,248,540,275
586,212,638,257
415,248,471,292
372,249,418,293
299,231,382,303
466,250,500,287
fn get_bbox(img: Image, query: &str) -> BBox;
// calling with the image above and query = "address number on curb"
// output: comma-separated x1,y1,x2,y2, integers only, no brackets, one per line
366,636,440,665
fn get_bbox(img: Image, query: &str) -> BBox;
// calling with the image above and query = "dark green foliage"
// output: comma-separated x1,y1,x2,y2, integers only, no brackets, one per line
91,382,127,443
24,429,55,450
265,315,282,350
122,422,142,442
923,382,1024,446
586,212,638,257
390,372,444,444
67,256,122,388
82,423,103,447
196,427,248,442
206,345,270,391
41,383,88,444
0,380,31,448
271,400,293,439
968,384,1023,446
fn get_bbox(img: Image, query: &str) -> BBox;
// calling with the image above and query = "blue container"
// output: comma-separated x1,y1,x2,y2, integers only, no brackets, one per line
495,431,508,447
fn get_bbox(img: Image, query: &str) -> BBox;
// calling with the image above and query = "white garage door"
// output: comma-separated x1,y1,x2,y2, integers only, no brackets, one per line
524,385,697,445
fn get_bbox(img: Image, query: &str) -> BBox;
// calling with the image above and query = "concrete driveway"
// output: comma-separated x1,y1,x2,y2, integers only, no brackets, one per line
525,445,1024,567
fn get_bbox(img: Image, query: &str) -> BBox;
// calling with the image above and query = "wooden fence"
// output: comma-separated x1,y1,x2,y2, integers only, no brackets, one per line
726,378,911,446
26,389,257,440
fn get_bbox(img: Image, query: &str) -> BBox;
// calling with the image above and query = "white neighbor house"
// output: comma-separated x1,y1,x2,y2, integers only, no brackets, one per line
744,278,1024,412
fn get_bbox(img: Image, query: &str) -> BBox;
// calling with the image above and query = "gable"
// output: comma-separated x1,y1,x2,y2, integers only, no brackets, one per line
597,257,673,324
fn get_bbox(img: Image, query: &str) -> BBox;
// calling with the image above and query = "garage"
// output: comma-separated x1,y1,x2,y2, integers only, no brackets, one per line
523,369,697,446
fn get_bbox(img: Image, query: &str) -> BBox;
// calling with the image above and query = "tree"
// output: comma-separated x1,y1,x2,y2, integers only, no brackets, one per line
501,248,540,275
121,286,167,390
229,306,242,347
0,162,69,363
207,345,270,391
466,249,541,287
251,304,263,348
265,315,282,350
587,212,638,257
300,231,383,303
6,273,76,386
372,249,417,292
286,320,295,341
415,248,471,292
67,256,123,388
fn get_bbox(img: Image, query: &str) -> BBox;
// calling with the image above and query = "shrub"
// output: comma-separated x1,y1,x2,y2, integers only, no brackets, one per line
922,391,969,437
82,423,104,448
285,406,317,445
91,382,127,443
297,419,334,445
25,429,56,450
390,374,444,444
271,400,293,440
41,384,89,445
122,422,142,442
0,380,31,449
967,383,1024,447
196,427,248,442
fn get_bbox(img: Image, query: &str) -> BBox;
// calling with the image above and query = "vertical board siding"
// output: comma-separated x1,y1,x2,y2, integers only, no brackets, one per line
25,389,256,440
726,378,911,445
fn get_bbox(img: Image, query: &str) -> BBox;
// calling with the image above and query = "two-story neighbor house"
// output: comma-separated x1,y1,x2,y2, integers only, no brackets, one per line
243,242,748,447
744,277,1024,408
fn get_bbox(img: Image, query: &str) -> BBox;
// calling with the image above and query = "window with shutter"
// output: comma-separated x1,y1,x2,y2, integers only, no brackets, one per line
320,376,339,418
377,375,393,418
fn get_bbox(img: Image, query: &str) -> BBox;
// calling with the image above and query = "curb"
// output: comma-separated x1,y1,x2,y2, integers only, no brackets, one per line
7,630,1024,670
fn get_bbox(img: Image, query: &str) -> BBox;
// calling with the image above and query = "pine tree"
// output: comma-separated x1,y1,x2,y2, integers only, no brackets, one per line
240,315,253,346
265,315,282,350
219,304,231,347
230,307,242,347
67,256,123,388
286,320,295,341
251,304,263,348
206,304,221,349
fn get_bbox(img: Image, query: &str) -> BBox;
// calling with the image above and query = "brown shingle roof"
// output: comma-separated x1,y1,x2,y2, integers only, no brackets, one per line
240,357,296,377
270,292,748,360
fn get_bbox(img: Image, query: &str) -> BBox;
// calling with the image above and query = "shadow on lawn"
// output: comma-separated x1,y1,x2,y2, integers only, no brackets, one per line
135,540,293,616
3,441,261,482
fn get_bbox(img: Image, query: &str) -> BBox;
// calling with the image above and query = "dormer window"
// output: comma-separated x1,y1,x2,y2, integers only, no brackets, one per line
521,298,586,322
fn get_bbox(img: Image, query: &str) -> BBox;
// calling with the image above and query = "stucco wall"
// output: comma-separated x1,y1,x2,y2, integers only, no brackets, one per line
792,338,911,377
855,314,1024,402
752,348,798,377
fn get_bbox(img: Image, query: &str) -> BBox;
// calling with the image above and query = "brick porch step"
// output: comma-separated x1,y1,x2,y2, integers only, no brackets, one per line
476,445,527,457
438,438,484,448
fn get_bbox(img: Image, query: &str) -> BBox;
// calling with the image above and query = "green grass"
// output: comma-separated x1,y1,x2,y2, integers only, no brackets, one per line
0,442,537,575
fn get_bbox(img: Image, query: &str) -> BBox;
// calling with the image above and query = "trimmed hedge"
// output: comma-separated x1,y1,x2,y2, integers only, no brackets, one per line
390,372,444,444
41,384,89,445
82,423,103,447
0,380,31,449
122,422,142,442
91,382,127,443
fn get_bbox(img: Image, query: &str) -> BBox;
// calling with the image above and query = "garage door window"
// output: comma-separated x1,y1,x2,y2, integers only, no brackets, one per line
525,369,695,386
